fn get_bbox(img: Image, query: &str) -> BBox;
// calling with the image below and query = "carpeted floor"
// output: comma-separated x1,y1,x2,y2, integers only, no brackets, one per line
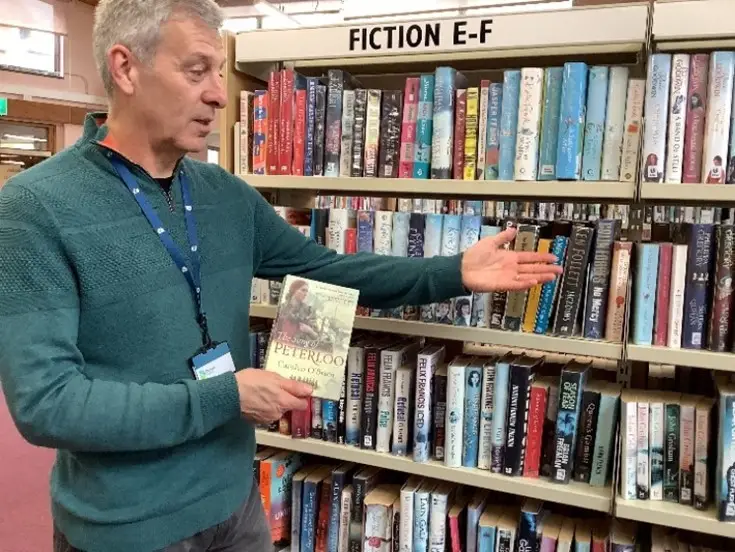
0,395,55,552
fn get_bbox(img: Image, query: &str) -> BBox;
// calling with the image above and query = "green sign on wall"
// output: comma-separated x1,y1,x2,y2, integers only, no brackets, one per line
0,97,7,116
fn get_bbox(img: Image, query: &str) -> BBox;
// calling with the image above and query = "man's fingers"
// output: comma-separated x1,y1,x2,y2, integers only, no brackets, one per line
516,251,559,265
518,263,564,275
279,393,310,413
492,227,517,245
280,378,314,398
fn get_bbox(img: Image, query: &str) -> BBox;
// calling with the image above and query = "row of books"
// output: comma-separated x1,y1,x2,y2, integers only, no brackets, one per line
642,52,735,185
255,447,639,552
631,222,735,352
236,63,644,183
253,200,633,343
652,525,731,552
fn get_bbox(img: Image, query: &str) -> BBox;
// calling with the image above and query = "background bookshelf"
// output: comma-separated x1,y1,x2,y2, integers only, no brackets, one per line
219,0,735,548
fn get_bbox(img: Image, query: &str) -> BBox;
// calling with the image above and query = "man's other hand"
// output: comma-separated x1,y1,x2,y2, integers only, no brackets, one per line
235,369,313,425
461,227,563,292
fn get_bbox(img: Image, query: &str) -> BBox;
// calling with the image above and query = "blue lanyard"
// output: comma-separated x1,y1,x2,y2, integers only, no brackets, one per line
110,157,213,348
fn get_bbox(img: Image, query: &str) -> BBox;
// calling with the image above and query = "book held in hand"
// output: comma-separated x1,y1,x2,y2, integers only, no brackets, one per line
264,275,359,401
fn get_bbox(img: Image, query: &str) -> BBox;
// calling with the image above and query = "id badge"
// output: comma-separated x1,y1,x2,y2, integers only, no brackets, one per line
190,342,236,380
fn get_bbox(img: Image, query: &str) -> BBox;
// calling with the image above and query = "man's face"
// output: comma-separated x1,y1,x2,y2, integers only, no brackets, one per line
135,16,226,154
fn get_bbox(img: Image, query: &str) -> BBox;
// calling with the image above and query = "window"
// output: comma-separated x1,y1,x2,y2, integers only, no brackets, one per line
0,121,50,152
0,24,63,77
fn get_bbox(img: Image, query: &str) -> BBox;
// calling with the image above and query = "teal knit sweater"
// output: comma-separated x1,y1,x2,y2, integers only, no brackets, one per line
0,114,466,552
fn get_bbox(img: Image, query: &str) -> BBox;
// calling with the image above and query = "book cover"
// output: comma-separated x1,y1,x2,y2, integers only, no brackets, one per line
665,54,690,183
682,223,715,349
708,224,734,352
619,79,645,182
551,360,590,483
582,66,609,181
432,67,466,179
514,68,544,181
702,51,735,183
600,66,629,181
463,87,479,181
498,70,521,180
538,67,564,181
683,54,709,183
379,90,403,178
717,383,735,521
413,75,435,179
351,89,367,177
485,83,503,180
463,359,484,468
556,62,589,180
641,54,671,183
399,78,420,178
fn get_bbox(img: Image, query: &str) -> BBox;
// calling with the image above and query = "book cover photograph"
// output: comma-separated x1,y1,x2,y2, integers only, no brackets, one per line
265,275,360,401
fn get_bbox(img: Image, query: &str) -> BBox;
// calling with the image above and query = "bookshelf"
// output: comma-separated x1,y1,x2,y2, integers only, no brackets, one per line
639,182,735,203
615,499,735,539
627,344,735,373
255,430,613,513
652,0,735,53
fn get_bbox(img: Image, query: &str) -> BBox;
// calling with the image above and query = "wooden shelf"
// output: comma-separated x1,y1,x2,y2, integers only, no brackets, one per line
640,182,735,204
242,175,637,201
249,304,623,360
256,431,613,512
653,0,735,52
616,498,735,539
627,344,735,372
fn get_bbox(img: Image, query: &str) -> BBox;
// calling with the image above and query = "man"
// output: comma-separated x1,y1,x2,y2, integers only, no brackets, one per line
0,1,561,551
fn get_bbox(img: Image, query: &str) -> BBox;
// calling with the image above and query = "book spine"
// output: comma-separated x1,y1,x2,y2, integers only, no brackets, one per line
379,90,403,178
538,67,564,181
583,220,618,339
324,70,345,177
503,364,533,476
351,89,367,177
683,54,709,183
363,503,390,552
485,83,503,180
323,400,338,443
582,66,609,181
589,393,619,487
267,71,281,175
553,225,594,336
399,78,420,178
605,241,633,342
552,368,587,483
313,85,327,176
373,211,393,256
637,399,651,499
523,382,548,478
621,396,638,500
619,78,645,182
680,402,696,505
239,91,253,176
541,384,560,478
694,401,712,510
702,51,735,183
708,224,735,351
392,367,413,456
463,363,483,468
337,376,347,445
420,213,443,323
428,491,449,552
399,486,414,552
632,243,661,346
253,90,268,175
523,239,552,332
503,225,539,330
601,66,629,181
431,67,458,179
292,476,304,552
304,79,318,176
574,389,600,483
665,54,690,183
445,363,465,468
463,87,479,181
293,88,307,176
717,394,735,521
376,350,398,453
453,89,467,180
534,235,569,334
413,489,431,552
364,89,382,178
339,90,356,177
361,347,379,450
653,243,673,346
641,54,671,183
279,69,295,175
476,80,489,179
514,68,544,181
328,470,350,552
477,363,496,470
338,487,353,552
555,62,589,180
311,398,323,439
490,362,510,473
682,224,715,349
413,352,438,463
413,75,435,179
300,479,319,552
650,400,665,500
498,70,521,180
668,244,689,348
664,402,681,502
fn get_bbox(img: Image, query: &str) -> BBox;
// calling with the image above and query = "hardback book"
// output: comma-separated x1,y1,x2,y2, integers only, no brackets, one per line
266,70,281,175
376,341,419,453
632,242,660,346
303,78,320,176
503,356,541,476
514,67,544,181
573,380,604,484
498,70,521,180
518,499,543,552
538,67,564,181
392,365,414,457
324,70,360,177
682,54,709,183
524,376,551,478
313,84,328,176
619,78,645,182
702,51,735,183
252,89,267,174
412,480,435,552
338,485,353,552
581,65,609,181
463,358,484,468
378,90,403,178
605,241,633,343
682,223,715,349
265,276,359,401
327,462,357,552
664,54,690,183
429,482,453,552
667,244,688,348
345,341,365,446
503,224,540,330
600,66,629,181
349,466,382,552
476,504,501,552
641,54,671,183
398,476,422,552
552,224,594,336
556,62,589,180
679,394,699,505
582,219,620,339
523,238,553,333
589,382,621,487
465,489,489,552
445,357,469,468
653,243,673,347
534,235,569,334
363,485,400,552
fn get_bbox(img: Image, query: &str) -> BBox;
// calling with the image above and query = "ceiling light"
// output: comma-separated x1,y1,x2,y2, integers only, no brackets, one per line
253,1,301,27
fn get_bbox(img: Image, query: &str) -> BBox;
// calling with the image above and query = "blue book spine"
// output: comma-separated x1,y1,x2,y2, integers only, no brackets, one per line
322,400,338,440
589,391,620,487
477,526,496,552
357,210,374,253
485,83,503,180
391,212,411,257
459,215,482,252
464,200,483,216
304,78,319,176
718,391,735,521
490,361,510,473
538,67,564,180
534,236,568,334
632,243,660,345
498,70,521,180
440,214,462,257
300,481,319,552
683,223,715,349
413,488,431,552
582,66,609,181
327,467,352,552
556,62,589,180
431,67,458,179
414,75,435,178
421,213,445,323
463,363,483,468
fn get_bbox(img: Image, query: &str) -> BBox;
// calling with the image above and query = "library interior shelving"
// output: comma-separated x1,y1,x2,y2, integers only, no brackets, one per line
220,0,735,547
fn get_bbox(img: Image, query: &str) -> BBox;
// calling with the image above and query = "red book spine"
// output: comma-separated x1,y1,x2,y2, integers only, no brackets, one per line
267,71,281,175
449,514,462,552
314,480,331,552
654,242,673,346
344,228,357,254
399,77,420,178
682,53,709,183
292,88,307,175
453,89,467,180
291,400,311,439
253,91,268,174
523,383,548,478
279,69,295,175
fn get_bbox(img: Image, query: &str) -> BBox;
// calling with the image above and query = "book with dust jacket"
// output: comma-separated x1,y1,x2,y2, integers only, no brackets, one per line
265,275,359,401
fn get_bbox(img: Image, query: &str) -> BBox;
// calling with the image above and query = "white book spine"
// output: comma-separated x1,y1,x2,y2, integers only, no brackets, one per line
340,90,356,177
702,52,735,183
514,68,544,181
346,346,364,446
328,209,351,254
667,244,688,348
637,400,651,499
650,400,665,501
364,503,391,552
428,490,449,552
623,397,638,500
477,363,495,470
413,487,432,552
338,487,353,552
445,363,466,468
392,366,413,456
680,402,695,504
399,487,415,552
477,83,489,180
642,54,671,184
373,211,393,255
413,350,442,463
694,403,711,507
601,66,630,181
377,350,399,453
620,79,645,182
239,91,253,175
665,54,691,183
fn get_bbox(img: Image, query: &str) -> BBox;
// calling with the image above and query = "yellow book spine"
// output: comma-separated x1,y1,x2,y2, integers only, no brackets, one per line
522,238,552,332
463,87,479,180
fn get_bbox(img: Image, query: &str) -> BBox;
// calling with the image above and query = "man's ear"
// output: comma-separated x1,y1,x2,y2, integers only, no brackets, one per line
107,44,138,96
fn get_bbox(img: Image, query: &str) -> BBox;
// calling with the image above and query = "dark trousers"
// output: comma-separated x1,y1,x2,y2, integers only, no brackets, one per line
53,479,274,552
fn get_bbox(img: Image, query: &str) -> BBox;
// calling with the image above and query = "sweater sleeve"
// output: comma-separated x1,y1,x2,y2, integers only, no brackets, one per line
252,191,468,307
0,184,240,453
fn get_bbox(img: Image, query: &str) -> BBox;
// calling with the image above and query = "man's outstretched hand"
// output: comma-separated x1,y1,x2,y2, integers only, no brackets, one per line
461,227,563,292
235,369,313,425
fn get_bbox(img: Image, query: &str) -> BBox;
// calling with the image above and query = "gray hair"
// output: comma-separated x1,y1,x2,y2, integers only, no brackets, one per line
93,0,224,96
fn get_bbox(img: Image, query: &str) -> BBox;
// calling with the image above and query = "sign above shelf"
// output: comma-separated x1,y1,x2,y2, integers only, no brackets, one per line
235,3,649,76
